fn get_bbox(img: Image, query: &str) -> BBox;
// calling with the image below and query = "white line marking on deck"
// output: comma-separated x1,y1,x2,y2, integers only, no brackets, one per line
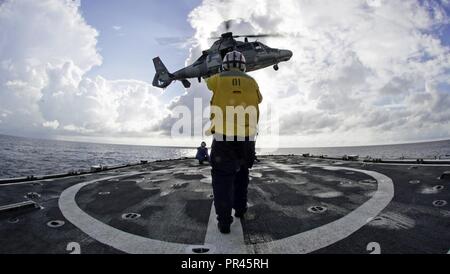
59,173,190,254
204,203,248,254
250,164,394,253
59,165,394,254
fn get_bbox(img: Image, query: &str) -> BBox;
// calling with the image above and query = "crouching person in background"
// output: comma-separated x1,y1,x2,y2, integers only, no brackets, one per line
196,141,210,165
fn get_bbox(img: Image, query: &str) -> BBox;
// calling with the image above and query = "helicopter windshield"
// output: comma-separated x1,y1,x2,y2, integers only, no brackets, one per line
254,42,277,53
253,42,266,52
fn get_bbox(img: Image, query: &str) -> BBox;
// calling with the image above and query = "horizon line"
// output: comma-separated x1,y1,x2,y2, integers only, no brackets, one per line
1,133,449,150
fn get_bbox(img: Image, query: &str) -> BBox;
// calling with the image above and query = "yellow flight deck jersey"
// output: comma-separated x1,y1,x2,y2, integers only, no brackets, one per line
206,69,263,137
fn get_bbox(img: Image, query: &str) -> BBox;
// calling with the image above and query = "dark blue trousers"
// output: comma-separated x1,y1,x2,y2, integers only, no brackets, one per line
210,138,256,225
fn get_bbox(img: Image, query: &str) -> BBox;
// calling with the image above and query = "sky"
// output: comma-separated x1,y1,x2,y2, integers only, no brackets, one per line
0,0,449,148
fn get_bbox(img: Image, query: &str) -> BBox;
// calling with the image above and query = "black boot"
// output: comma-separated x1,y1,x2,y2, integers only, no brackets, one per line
234,208,247,218
217,223,230,234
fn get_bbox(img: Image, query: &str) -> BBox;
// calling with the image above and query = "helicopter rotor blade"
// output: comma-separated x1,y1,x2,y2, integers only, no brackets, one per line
209,33,284,40
155,36,196,47
233,33,283,38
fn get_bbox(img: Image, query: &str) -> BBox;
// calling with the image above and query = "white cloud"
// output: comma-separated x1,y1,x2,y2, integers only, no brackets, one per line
174,0,450,147
42,120,59,129
0,0,164,140
1,0,449,147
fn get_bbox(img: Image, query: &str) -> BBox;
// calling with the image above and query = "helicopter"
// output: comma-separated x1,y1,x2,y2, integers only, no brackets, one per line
152,31,293,89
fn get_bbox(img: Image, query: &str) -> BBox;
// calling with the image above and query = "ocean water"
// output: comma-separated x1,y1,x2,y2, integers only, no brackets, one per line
1,134,449,179
275,139,450,160
0,134,193,179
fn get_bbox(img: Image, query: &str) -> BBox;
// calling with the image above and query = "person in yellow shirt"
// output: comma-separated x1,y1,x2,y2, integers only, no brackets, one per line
205,50,262,234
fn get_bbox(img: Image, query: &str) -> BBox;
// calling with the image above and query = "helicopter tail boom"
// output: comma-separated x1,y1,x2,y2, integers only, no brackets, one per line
152,57,173,88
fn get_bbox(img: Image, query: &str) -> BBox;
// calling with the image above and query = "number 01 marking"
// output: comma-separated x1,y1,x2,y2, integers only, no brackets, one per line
232,78,241,86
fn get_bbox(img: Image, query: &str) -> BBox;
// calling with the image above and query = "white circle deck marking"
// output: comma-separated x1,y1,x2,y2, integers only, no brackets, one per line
250,165,394,254
59,165,394,254
59,173,190,254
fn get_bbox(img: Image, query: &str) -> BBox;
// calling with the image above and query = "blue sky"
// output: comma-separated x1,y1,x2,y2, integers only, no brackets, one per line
78,0,450,100
1,0,450,147
79,0,201,100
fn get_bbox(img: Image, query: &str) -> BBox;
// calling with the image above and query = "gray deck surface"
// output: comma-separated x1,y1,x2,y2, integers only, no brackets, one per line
0,155,449,254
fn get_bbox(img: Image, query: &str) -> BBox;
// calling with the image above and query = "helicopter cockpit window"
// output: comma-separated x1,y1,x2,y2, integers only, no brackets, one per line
253,42,265,52
266,46,278,53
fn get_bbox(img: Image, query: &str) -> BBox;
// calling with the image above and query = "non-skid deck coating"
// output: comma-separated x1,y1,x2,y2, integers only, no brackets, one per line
0,155,449,254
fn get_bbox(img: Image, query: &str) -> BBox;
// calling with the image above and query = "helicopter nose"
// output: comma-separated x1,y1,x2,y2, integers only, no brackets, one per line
280,50,293,61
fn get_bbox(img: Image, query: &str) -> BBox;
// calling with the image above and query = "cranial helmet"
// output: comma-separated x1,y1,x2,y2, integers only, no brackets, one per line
222,50,246,72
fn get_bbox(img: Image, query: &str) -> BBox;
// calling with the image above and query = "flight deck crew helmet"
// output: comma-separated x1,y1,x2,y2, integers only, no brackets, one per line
222,50,246,72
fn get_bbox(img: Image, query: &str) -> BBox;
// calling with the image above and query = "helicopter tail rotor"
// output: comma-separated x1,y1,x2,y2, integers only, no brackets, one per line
152,57,173,89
